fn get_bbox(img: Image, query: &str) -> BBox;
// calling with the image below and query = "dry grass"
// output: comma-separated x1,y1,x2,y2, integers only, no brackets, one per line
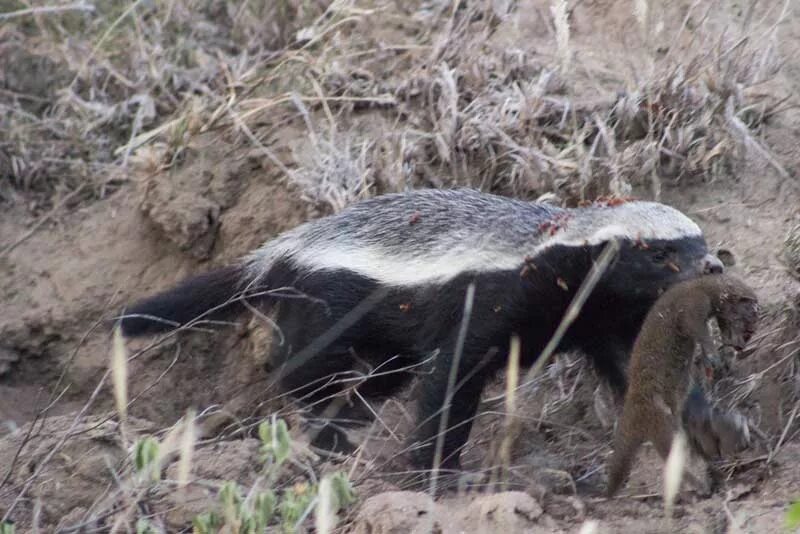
1,0,790,213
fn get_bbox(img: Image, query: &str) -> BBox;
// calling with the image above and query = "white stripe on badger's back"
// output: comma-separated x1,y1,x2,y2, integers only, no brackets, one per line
245,189,703,287
541,202,703,251
284,238,522,286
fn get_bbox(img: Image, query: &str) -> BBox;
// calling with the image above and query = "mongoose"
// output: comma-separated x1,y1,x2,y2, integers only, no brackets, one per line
119,188,724,472
606,273,759,497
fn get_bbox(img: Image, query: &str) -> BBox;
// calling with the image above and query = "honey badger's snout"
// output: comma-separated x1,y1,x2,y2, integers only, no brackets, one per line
701,253,724,274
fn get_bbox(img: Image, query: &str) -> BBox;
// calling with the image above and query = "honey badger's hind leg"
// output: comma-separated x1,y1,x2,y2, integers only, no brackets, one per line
577,334,632,405
280,345,420,457
410,345,501,477
266,275,419,456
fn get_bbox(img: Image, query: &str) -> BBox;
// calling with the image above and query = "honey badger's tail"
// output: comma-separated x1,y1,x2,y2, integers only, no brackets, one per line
119,264,251,337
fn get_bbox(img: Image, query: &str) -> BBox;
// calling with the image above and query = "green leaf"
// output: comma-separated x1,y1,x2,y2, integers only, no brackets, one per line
192,511,222,534
259,418,291,466
787,500,800,530
219,481,243,526
0,522,15,534
279,482,314,532
253,490,277,529
329,472,356,510
135,518,155,534
133,436,160,480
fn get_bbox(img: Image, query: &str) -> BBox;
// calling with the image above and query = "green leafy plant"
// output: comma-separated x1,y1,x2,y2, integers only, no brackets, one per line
259,417,292,468
136,518,157,534
192,511,223,534
133,436,161,482
279,482,315,533
220,481,244,528
190,417,356,533
787,499,800,531
192,481,279,534
328,472,357,511
316,472,358,532
252,490,278,530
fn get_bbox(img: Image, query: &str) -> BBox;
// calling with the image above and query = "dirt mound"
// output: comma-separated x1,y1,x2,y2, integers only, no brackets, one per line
0,414,155,531
352,491,560,534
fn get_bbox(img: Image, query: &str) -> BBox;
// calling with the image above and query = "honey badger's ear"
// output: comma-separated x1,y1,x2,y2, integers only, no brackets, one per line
716,249,736,267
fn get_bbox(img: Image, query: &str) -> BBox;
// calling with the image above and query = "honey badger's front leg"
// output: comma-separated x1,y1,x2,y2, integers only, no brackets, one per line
410,348,494,475
681,386,751,461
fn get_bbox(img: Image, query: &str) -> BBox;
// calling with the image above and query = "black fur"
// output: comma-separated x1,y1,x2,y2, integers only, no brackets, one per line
120,265,245,336
255,236,714,470
124,238,715,471
120,190,721,473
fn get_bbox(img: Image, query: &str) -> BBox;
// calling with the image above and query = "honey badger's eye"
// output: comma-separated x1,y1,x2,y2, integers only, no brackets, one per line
651,249,668,262
651,246,676,263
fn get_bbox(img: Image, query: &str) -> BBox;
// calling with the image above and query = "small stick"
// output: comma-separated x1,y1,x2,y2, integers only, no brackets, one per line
428,283,476,498
521,239,620,389
0,2,95,21
767,398,799,464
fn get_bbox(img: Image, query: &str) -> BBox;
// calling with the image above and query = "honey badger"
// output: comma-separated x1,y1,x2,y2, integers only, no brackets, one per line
120,188,723,473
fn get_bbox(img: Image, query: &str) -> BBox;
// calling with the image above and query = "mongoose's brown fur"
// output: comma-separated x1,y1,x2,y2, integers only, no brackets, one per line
606,274,759,497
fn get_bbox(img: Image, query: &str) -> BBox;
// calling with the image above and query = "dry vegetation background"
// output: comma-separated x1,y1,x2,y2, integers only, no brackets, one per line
1,0,800,532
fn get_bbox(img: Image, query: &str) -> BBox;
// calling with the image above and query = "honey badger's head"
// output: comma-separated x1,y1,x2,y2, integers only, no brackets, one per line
545,201,723,302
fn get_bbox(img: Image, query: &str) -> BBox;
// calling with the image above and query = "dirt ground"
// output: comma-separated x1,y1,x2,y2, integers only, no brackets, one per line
1,0,799,532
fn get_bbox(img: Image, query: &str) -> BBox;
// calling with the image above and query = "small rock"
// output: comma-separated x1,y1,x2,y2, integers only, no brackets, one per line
139,180,221,260
351,491,439,534
462,491,560,533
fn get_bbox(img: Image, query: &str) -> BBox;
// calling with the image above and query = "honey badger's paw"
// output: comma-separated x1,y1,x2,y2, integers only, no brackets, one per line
399,467,486,495
682,388,750,460
710,409,751,457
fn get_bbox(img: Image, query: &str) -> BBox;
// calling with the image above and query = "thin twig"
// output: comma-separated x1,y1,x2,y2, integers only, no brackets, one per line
522,239,620,390
0,2,95,20
767,398,799,464
428,283,476,498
